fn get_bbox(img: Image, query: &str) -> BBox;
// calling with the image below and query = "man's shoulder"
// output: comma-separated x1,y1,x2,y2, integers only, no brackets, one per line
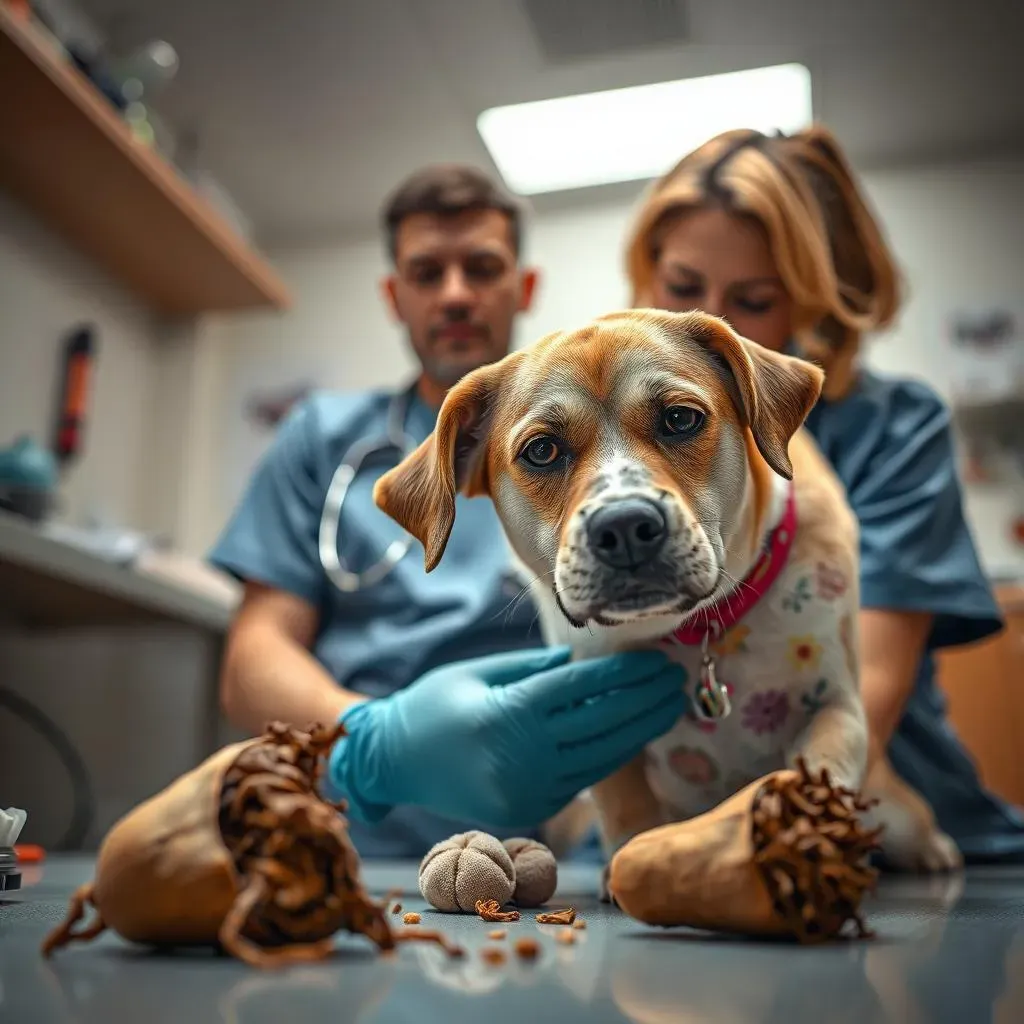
292,388,394,447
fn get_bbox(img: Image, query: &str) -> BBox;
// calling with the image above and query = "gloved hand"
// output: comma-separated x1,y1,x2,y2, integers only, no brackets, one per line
327,646,687,830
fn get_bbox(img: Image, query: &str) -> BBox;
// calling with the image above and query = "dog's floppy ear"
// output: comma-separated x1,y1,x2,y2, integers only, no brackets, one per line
676,311,824,479
373,361,504,572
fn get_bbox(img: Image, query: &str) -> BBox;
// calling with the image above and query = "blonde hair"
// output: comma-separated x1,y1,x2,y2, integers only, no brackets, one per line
624,125,901,399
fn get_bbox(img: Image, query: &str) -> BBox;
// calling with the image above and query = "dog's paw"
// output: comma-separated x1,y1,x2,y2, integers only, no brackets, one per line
884,827,964,874
915,830,964,874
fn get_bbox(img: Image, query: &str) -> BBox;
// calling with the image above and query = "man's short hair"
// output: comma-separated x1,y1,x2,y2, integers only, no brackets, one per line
382,164,523,262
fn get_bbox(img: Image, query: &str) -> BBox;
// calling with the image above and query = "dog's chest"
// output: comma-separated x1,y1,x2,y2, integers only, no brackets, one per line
639,558,856,817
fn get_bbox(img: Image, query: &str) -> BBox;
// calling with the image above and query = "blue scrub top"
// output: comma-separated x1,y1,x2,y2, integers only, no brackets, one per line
208,386,546,857
803,367,1024,862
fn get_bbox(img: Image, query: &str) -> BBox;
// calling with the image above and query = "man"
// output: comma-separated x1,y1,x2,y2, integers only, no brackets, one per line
208,165,684,857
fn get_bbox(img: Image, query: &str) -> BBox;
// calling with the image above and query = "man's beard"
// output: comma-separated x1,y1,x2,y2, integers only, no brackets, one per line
420,355,477,387
415,324,507,388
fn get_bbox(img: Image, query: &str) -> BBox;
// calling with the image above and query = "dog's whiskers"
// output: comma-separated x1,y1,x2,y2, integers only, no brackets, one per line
497,569,556,626
718,567,757,602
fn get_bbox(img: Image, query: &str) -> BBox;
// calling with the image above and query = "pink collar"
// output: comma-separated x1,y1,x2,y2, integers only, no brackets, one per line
668,483,798,646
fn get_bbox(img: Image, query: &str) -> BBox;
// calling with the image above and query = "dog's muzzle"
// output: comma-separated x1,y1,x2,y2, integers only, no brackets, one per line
586,497,668,570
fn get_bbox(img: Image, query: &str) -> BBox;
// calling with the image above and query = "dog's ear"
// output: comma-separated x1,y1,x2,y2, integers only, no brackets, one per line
373,361,505,571
676,311,824,479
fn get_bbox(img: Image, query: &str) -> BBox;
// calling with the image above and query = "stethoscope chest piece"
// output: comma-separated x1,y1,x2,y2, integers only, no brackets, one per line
318,415,419,593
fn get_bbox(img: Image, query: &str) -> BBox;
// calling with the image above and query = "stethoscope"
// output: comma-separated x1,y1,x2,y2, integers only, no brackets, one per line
318,382,420,592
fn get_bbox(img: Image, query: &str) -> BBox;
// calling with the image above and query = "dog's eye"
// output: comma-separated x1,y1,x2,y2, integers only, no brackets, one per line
660,405,705,438
521,436,561,468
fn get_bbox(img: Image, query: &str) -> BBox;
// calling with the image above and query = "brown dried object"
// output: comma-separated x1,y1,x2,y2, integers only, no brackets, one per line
40,722,457,967
391,903,403,916
481,946,507,966
514,937,540,961
403,913,421,925
475,899,520,922
535,907,576,926
487,929,507,940
609,758,881,944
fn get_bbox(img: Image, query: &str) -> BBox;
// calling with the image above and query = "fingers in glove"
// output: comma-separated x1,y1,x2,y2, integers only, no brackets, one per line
469,645,573,687
524,650,674,713
554,667,687,745
555,688,689,783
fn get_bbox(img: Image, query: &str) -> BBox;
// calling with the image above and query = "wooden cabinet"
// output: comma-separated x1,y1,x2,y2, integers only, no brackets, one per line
0,7,291,314
935,585,1024,808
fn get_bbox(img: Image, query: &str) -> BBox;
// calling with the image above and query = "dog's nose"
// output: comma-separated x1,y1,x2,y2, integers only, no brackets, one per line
587,498,667,569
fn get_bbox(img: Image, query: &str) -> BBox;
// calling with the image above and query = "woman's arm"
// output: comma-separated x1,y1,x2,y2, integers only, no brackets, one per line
859,607,933,765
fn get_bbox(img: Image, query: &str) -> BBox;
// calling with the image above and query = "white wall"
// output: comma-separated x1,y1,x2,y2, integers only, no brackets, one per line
0,192,160,531
858,158,1024,578
185,156,1024,578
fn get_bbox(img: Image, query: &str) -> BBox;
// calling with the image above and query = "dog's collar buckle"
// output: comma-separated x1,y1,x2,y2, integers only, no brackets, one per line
693,626,731,721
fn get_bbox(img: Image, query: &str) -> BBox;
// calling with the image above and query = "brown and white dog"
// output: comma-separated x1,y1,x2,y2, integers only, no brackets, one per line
374,309,961,877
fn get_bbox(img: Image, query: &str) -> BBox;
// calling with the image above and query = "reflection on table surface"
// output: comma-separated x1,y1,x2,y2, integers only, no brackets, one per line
2,857,1023,1024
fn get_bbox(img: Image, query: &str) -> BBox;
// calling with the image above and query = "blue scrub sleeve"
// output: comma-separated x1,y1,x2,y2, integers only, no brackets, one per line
208,400,326,605
848,388,1003,650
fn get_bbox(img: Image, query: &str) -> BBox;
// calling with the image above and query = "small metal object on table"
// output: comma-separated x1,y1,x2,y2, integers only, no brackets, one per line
0,846,21,891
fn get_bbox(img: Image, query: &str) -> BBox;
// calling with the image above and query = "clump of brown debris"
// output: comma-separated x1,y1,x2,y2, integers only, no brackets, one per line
41,722,464,967
481,946,507,965
608,758,882,943
215,723,396,964
752,758,882,943
514,936,541,961
535,907,576,926
475,899,520,922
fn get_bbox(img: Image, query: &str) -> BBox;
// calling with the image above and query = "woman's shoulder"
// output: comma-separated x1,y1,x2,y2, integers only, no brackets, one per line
806,367,954,467
830,367,949,424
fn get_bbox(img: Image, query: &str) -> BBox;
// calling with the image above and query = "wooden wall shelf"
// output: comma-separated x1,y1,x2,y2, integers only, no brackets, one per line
0,7,292,316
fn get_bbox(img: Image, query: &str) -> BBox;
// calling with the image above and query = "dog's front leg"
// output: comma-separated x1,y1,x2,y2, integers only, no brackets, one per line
589,754,668,902
786,694,869,793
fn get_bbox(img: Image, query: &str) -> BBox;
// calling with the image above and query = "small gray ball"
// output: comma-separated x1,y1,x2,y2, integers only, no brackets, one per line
504,837,558,907
419,831,515,913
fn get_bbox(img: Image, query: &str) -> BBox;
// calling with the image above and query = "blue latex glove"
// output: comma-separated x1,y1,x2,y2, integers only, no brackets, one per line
327,646,687,830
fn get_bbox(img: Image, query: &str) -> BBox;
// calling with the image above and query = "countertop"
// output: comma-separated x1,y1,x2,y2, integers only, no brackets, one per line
0,510,235,631
2,856,1023,1024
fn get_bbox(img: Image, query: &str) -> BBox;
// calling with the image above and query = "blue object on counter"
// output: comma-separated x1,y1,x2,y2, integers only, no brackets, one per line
0,436,58,522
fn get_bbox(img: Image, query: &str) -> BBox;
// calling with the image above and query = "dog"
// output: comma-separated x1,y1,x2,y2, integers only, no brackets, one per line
374,308,962,877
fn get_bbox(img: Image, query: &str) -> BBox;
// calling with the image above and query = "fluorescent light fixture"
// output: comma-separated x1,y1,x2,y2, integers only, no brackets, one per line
477,63,813,195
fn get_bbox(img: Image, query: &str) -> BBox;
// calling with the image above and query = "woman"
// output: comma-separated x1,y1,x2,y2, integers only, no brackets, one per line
622,125,1024,863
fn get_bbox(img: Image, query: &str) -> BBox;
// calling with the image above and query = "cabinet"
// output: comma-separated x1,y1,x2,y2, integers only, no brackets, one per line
935,585,1024,808
0,6,291,314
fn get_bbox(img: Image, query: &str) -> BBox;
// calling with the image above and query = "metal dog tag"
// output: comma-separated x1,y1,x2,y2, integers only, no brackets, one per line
693,630,732,721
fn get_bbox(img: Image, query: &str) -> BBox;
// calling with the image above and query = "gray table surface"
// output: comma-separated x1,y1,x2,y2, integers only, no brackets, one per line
2,856,1023,1024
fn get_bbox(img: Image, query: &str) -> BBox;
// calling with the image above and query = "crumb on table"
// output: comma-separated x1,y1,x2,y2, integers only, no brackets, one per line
514,937,540,961
481,946,507,966
572,919,586,930
487,929,507,940
391,903,403,915
555,930,576,946
535,907,576,925
403,912,421,925
475,899,520,922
